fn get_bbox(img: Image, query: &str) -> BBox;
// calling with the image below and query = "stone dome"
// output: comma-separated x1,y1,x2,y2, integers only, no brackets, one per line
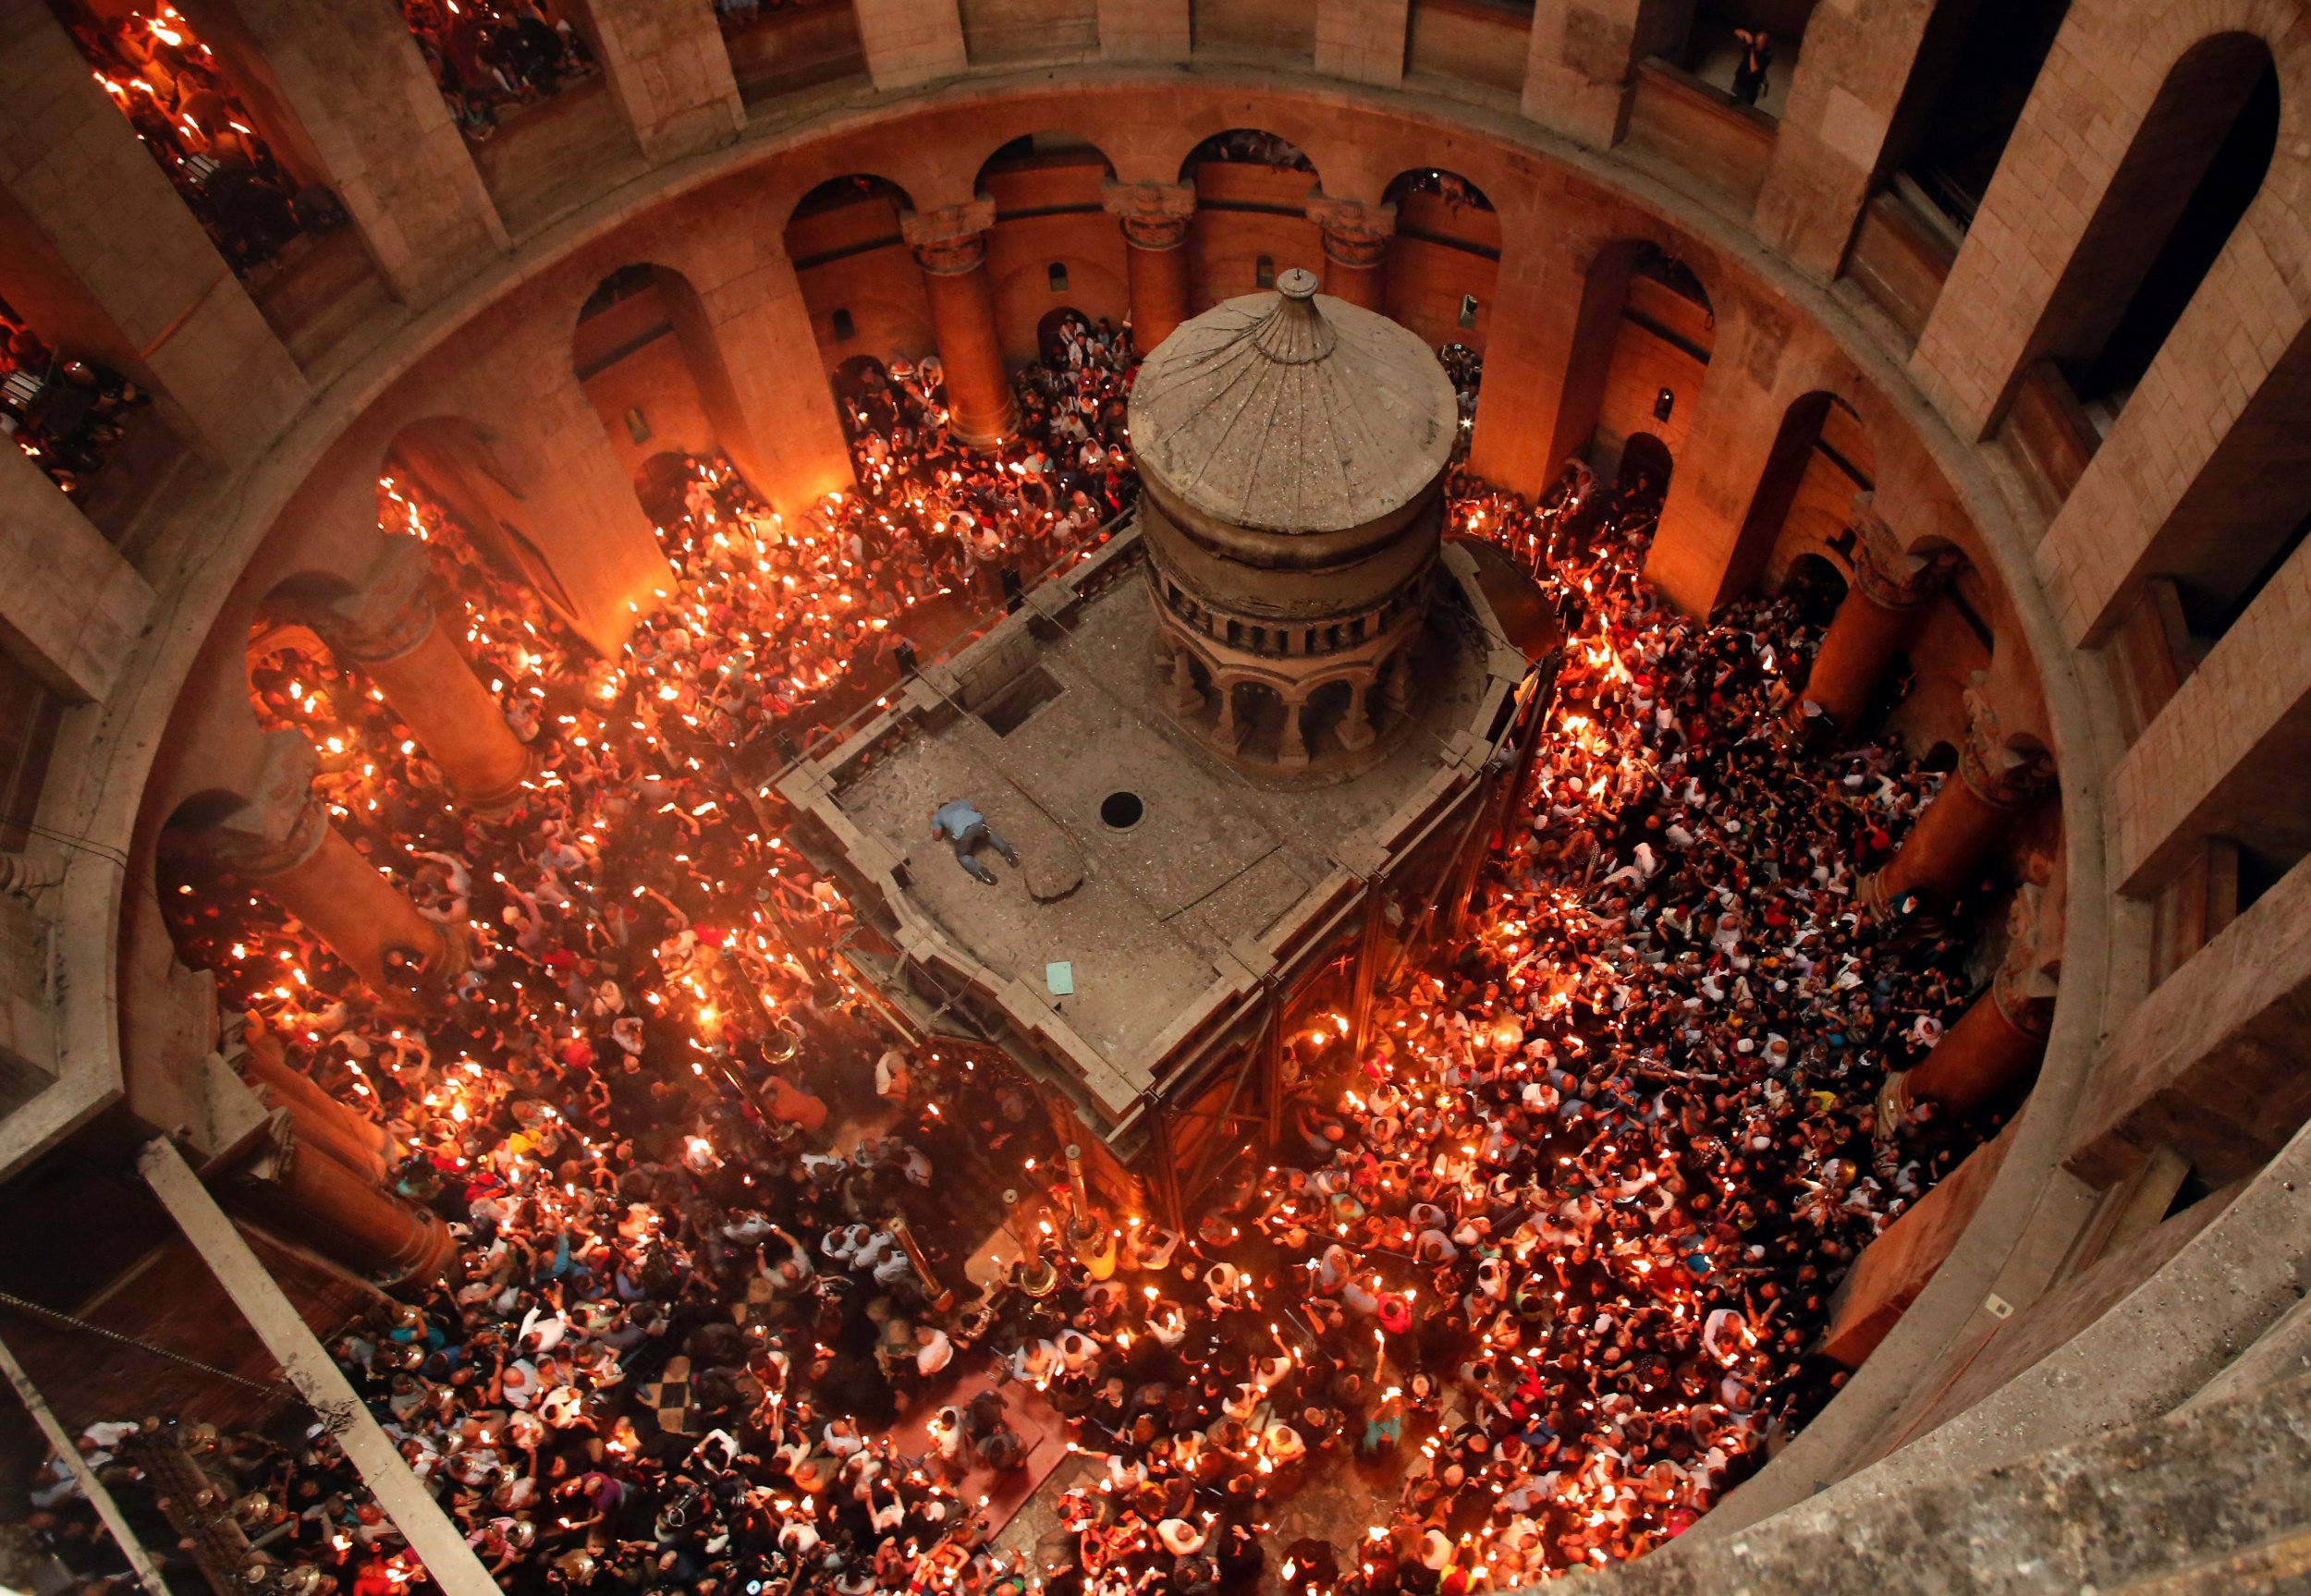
1128,267,1458,538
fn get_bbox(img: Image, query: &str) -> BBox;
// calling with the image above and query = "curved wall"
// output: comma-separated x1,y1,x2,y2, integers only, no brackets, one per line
5,0,2306,1566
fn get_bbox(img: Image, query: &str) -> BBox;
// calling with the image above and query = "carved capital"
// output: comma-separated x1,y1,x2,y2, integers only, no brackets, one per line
1103,180,1196,250
1305,196,1396,268
1990,881,2060,1038
164,729,329,878
1849,496,1956,612
902,199,999,274
1957,682,2053,809
275,537,437,664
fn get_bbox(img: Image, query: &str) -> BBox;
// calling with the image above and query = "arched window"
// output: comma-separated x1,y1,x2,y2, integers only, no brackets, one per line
1255,255,1277,288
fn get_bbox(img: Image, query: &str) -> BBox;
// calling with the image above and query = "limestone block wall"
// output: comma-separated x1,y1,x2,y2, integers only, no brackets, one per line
17,0,2311,1561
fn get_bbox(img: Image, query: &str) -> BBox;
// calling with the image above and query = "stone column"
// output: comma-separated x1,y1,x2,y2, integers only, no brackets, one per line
239,1026,397,1184
903,200,1018,447
1307,197,1396,314
243,1116,457,1285
1465,226,1596,499
1520,0,1688,149
1881,970,2054,1125
1103,181,1197,353
850,0,967,89
1751,0,1938,279
581,0,744,162
1314,0,1409,85
1214,682,1246,753
185,0,507,304
170,732,465,1004
0,0,305,465
1279,695,1311,768
0,445,154,702
1384,648,1414,713
298,539,532,810
1339,678,1376,751
668,229,856,510
1870,693,2051,910
1168,644,1205,714
1800,508,1953,727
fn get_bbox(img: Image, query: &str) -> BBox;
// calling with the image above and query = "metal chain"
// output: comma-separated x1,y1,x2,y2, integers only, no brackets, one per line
0,1289,303,1405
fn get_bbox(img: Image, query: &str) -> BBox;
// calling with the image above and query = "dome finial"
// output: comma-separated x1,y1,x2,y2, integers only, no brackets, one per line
1277,266,1320,300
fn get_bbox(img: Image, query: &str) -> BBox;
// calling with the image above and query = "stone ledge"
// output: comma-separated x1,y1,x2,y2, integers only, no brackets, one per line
1584,1370,2311,1596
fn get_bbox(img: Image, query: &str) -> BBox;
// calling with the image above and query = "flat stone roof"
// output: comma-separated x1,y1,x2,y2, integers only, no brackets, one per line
816,542,1493,1112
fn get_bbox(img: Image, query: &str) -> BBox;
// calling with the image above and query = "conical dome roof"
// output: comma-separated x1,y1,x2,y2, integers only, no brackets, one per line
1128,268,1459,537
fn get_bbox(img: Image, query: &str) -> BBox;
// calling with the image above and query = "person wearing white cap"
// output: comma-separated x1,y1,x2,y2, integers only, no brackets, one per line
1156,1518,1206,1557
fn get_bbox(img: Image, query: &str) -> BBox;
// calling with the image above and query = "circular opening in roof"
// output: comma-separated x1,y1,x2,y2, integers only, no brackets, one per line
1100,791,1144,831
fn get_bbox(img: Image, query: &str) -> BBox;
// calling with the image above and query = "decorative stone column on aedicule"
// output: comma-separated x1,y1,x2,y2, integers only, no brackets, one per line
1102,180,1197,352
902,198,1019,447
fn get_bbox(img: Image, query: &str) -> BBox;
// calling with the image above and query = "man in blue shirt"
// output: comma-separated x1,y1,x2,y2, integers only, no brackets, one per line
929,798,1020,884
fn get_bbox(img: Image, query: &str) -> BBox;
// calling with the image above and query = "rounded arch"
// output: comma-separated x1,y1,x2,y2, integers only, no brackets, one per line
1178,128,1317,185
781,175,936,378
571,261,752,501
1779,550,1849,627
973,129,1117,191
1381,167,1495,213
783,173,916,232
1616,433,1675,505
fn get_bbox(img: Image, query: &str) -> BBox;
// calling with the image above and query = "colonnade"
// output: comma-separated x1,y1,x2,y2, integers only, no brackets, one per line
885,179,1404,449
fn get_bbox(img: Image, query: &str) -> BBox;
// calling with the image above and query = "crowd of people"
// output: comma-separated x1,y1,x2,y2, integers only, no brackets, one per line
1,298,152,498
398,0,600,143
38,314,1998,1596
53,1,337,272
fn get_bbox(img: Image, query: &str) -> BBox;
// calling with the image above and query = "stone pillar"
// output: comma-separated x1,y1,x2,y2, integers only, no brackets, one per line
1096,0,1189,60
170,732,465,1004
1465,228,1597,498
1280,695,1311,769
1880,976,2053,1126
1384,649,1413,713
243,1116,456,1285
1168,646,1204,714
1751,0,1937,280
851,0,968,89
1643,309,1801,617
1800,508,1953,727
669,232,856,510
1314,0,1409,85
0,445,154,702
1870,693,2051,910
2062,844,2311,1186
1215,682,1245,753
581,0,744,163
1520,0,1688,149
1817,1122,2016,1367
239,1026,397,1184
296,539,533,810
0,0,305,465
904,201,1019,447
1307,197,1396,314
1339,678,1376,751
184,0,506,304
1103,181,1196,353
